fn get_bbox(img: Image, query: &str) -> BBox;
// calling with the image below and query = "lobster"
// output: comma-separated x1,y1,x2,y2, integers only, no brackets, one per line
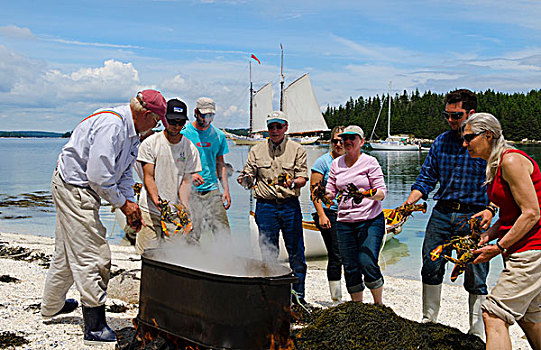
267,172,291,188
336,183,377,204
385,202,427,226
429,217,483,282
158,199,193,237
310,181,333,208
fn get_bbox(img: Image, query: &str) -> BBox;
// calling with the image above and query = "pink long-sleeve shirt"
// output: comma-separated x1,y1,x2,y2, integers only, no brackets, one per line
326,153,387,222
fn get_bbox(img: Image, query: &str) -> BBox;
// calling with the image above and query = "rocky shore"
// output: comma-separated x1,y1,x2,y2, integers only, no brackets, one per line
0,232,530,349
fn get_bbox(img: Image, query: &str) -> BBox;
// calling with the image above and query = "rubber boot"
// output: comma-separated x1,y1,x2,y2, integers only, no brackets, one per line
42,298,79,319
468,293,486,341
82,305,117,345
422,284,442,323
329,280,343,306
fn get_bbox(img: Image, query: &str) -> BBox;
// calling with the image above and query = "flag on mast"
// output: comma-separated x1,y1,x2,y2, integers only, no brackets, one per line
251,54,261,64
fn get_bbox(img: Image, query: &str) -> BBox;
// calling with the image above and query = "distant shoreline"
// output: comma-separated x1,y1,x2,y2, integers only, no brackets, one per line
0,131,70,138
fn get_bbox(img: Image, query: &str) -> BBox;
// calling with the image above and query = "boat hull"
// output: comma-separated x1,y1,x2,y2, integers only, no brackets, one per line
369,142,420,151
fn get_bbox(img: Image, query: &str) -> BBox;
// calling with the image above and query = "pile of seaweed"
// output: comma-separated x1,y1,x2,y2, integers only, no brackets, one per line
0,332,29,348
0,243,51,268
0,191,53,209
292,302,484,350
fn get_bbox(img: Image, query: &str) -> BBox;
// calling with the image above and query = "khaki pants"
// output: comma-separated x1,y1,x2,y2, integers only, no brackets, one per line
41,170,111,316
134,210,164,254
190,189,230,243
482,249,541,324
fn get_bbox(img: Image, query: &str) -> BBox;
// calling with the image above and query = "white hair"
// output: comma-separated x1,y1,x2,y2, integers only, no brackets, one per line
463,113,514,184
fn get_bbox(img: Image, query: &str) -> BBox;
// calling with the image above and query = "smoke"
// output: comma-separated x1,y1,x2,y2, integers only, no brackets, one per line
147,233,291,278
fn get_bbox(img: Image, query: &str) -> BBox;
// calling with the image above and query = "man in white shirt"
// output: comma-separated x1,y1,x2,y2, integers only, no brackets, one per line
136,98,202,253
41,90,167,345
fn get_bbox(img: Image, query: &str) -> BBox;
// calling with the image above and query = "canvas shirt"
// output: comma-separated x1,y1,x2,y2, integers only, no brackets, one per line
412,130,488,206
181,123,229,192
242,137,308,200
137,132,202,216
57,105,139,208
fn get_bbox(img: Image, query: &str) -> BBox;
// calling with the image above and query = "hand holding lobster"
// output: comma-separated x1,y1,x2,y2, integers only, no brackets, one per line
429,217,484,281
336,183,377,204
310,181,333,208
158,198,193,237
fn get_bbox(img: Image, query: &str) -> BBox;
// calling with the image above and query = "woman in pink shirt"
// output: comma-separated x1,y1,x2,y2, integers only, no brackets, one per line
326,125,387,304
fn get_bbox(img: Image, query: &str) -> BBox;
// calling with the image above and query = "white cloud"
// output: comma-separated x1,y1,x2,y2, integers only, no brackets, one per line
0,25,35,40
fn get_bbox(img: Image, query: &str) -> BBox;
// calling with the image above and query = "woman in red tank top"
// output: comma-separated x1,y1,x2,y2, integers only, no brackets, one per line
463,113,541,350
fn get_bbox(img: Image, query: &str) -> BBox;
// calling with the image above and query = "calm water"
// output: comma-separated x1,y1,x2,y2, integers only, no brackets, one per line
2,137,540,286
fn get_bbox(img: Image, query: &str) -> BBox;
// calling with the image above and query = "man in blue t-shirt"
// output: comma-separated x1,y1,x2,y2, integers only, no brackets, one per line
181,97,231,241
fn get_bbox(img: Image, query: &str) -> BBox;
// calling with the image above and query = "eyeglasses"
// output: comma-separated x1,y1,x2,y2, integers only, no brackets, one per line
331,139,343,144
463,131,485,143
340,135,357,141
442,111,465,120
198,113,215,119
268,124,284,130
167,119,186,126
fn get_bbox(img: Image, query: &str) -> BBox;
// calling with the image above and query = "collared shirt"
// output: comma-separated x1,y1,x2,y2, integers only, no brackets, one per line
242,137,308,200
57,105,140,208
412,130,488,206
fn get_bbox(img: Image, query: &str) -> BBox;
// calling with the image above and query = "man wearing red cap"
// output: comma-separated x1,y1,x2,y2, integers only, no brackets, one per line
41,90,167,345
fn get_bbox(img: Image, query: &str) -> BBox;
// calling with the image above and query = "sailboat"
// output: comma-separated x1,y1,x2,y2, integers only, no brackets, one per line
369,82,420,151
231,48,329,145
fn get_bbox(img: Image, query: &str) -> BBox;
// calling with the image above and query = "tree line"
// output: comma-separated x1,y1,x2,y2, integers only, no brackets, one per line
323,89,541,141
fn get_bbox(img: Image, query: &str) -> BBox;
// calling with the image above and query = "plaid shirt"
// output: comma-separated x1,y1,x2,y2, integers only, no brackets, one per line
412,130,488,206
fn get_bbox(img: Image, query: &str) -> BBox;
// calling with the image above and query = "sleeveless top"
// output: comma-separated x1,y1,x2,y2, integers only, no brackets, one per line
487,149,541,254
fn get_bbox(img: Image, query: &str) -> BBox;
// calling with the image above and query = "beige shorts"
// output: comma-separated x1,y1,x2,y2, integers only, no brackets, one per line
481,249,541,324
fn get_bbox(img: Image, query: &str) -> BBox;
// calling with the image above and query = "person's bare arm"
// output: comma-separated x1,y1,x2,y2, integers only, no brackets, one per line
141,162,160,208
216,155,231,209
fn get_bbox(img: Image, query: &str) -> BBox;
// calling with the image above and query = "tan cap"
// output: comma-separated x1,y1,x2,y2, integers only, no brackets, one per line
266,110,288,125
196,97,216,114
338,125,364,139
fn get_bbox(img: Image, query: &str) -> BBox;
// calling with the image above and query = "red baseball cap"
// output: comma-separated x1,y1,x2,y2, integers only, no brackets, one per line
138,90,168,127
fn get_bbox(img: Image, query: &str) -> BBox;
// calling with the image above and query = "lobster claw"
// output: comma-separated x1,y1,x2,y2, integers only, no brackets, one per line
430,245,443,261
451,264,465,282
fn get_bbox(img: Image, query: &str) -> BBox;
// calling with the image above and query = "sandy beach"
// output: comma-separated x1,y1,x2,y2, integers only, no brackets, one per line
0,231,531,349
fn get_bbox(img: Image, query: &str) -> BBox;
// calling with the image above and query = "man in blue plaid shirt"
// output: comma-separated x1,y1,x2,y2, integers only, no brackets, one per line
403,89,496,340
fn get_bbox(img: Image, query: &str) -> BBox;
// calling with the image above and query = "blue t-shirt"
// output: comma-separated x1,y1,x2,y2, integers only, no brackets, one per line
181,123,229,192
311,152,338,211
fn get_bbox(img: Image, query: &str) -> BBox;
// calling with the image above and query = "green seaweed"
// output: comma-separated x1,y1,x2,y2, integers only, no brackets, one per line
0,332,29,348
293,301,484,350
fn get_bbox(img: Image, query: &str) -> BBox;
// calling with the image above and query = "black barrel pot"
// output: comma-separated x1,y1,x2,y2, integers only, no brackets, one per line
137,248,299,350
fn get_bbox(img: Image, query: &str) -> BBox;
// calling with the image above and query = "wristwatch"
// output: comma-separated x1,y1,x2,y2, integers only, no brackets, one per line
495,239,507,254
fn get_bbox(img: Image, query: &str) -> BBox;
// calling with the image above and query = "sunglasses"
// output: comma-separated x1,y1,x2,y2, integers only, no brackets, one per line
331,139,343,144
167,119,186,126
268,124,284,130
198,113,215,119
442,111,465,120
340,135,357,141
463,131,485,143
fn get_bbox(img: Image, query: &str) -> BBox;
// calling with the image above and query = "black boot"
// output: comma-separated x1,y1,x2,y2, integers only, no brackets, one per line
82,305,117,345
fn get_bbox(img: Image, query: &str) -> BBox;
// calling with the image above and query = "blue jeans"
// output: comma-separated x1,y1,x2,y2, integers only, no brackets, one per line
255,198,307,299
421,207,489,295
312,209,343,281
336,213,385,294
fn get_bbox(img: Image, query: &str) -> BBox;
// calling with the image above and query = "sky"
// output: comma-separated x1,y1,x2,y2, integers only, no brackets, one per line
1,0,540,132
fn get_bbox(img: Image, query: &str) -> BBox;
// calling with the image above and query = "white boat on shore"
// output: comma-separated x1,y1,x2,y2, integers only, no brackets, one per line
369,82,420,152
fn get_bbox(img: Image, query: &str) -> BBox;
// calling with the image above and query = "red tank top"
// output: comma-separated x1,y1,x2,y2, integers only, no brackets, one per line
487,149,541,254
